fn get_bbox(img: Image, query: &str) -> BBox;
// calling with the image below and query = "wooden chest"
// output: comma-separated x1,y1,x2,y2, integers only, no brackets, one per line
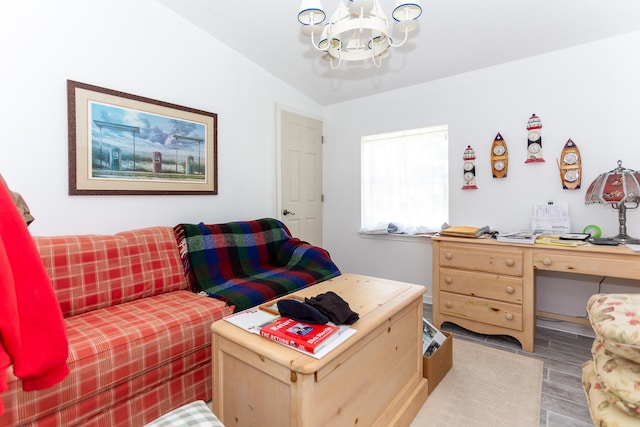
211,274,428,427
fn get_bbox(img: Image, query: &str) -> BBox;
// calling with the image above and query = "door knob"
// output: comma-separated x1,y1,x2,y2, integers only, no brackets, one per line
282,209,296,216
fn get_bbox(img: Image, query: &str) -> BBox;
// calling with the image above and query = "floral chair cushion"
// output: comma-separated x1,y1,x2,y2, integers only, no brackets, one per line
592,338,640,417
582,360,640,426
587,293,640,364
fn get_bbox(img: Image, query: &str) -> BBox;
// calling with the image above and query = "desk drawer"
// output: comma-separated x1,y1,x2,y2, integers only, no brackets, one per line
533,250,640,279
439,291,523,331
439,243,523,276
438,267,523,304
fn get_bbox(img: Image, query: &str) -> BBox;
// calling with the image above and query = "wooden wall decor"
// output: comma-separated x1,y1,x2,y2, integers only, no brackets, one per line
525,114,545,163
491,133,508,178
557,139,582,189
462,145,478,189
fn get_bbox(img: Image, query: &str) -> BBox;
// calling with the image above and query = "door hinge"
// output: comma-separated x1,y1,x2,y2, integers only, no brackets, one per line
322,194,324,202
321,136,324,144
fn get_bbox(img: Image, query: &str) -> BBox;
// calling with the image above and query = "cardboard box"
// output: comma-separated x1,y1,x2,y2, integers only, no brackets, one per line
422,331,453,394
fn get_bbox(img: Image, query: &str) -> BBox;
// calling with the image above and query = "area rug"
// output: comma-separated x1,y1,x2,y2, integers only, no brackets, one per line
410,338,543,427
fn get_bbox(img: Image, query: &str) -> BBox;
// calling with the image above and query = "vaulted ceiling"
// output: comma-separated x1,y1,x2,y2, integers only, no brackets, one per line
157,0,640,106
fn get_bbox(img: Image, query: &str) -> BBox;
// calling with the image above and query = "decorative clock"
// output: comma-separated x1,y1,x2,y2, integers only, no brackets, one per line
491,133,508,178
462,145,478,189
525,113,545,163
557,139,582,190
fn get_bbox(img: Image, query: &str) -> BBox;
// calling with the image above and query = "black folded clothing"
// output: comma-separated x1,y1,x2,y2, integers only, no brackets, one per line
305,291,359,325
277,299,329,324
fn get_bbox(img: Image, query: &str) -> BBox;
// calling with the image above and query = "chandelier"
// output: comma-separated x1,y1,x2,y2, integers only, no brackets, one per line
297,0,423,69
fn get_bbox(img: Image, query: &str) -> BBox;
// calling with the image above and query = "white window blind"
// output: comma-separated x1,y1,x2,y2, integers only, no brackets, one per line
361,125,449,234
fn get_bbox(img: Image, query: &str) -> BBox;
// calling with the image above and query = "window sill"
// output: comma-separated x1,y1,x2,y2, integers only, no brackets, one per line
358,232,435,243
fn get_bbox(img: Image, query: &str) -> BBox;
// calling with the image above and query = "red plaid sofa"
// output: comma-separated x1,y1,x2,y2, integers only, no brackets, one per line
0,227,233,427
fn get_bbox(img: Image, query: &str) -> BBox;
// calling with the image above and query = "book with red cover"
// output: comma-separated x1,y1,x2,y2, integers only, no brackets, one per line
259,317,340,354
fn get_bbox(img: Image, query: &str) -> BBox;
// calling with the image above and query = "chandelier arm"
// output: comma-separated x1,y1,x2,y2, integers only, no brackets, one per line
310,31,326,52
388,26,409,48
371,51,382,68
330,49,342,70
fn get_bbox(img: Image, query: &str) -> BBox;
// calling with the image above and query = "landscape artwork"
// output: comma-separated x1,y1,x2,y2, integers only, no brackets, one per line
68,80,217,195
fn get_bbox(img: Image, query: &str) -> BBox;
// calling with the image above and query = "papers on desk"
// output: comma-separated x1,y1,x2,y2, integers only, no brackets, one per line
496,232,536,244
626,244,640,252
536,236,586,247
531,202,570,235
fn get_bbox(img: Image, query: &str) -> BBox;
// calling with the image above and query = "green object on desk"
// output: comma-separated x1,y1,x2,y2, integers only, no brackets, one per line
583,224,602,238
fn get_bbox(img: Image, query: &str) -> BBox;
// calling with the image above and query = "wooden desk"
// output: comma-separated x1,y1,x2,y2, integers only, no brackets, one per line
432,236,640,352
211,273,428,427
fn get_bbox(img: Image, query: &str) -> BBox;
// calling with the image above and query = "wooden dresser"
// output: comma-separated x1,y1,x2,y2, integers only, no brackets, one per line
432,235,640,352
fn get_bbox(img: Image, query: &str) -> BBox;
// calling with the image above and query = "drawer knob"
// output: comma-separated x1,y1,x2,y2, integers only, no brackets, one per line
543,258,552,266
444,252,453,260
505,286,514,294
445,277,453,284
505,312,514,321
505,259,515,267
445,301,453,309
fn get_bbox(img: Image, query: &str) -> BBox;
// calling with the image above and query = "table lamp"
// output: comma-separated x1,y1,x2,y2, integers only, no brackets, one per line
584,160,640,243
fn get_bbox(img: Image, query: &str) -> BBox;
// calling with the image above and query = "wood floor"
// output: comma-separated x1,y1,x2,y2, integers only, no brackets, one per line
423,304,595,427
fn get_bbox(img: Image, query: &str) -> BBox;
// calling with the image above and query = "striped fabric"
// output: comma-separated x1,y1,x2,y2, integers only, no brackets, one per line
175,218,341,312
144,400,224,427
0,227,233,427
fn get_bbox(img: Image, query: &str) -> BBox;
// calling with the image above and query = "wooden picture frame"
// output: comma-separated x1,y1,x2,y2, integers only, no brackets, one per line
67,80,217,195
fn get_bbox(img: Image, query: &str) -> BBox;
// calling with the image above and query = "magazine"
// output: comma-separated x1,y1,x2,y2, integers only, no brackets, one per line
259,317,339,354
422,318,447,356
223,306,356,359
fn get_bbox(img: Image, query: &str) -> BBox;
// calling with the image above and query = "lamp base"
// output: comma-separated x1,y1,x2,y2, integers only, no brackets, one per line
610,234,640,244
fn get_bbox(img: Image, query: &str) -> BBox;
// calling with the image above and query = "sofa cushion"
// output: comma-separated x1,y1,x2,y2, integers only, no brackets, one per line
175,218,341,312
0,290,232,426
582,360,640,426
34,227,188,317
587,293,640,364
592,338,640,417
27,349,212,427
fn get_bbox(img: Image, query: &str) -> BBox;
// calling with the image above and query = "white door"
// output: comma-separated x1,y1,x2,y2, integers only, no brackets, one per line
280,110,323,246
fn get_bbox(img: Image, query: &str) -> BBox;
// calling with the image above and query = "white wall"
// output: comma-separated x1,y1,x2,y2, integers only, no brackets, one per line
2,1,638,318
323,31,640,315
0,0,322,235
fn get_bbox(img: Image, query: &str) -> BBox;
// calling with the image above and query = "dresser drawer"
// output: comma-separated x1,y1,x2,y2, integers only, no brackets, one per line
438,291,523,331
439,243,523,276
438,267,523,304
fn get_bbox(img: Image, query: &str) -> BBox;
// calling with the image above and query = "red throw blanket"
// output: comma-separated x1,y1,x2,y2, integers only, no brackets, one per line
0,184,69,414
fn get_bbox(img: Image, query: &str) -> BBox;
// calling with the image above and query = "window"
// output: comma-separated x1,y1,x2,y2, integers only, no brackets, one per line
361,125,449,234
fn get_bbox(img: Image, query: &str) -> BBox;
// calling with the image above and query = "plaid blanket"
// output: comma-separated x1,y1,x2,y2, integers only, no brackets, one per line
174,218,340,312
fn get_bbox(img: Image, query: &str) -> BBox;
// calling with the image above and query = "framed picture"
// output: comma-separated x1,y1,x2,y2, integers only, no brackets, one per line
67,80,217,195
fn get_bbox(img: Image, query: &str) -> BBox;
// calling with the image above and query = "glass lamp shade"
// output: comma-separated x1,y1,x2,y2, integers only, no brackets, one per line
585,161,640,206
298,0,326,25
392,1,422,22
585,160,640,243
348,0,376,14
317,24,341,50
